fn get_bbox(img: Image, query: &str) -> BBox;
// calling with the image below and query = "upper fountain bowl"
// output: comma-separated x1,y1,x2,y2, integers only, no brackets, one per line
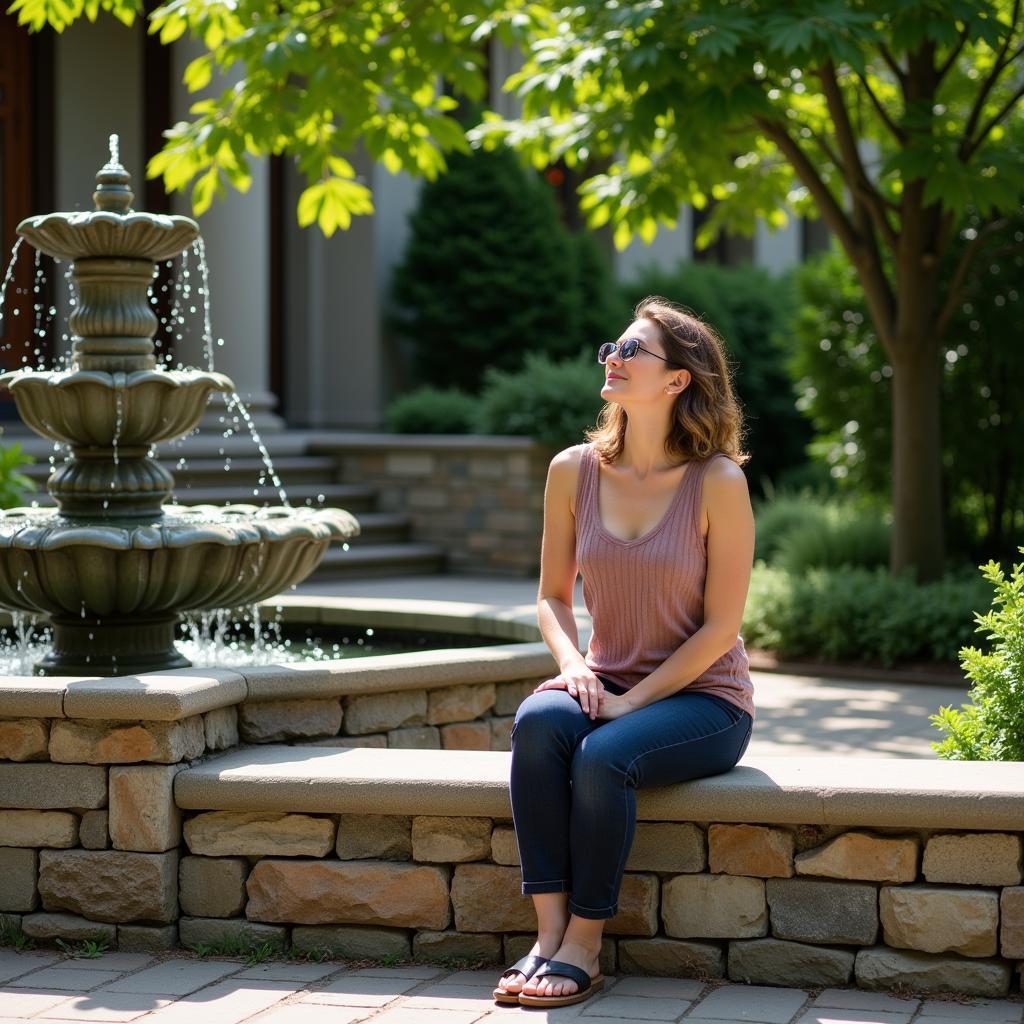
17,138,200,263
17,211,200,263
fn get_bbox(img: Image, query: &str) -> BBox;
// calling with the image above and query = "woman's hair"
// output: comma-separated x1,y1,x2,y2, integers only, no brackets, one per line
585,295,749,466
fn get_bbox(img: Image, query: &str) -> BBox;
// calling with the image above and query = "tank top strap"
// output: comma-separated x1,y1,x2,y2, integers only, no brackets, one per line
576,442,598,522
676,454,721,540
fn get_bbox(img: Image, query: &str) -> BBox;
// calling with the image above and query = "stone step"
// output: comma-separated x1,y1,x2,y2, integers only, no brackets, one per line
6,430,316,461
23,483,380,512
312,542,446,579
20,455,341,487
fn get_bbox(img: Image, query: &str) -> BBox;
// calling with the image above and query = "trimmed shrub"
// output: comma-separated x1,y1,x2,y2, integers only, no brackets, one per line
383,386,478,434
472,349,605,447
742,563,991,667
389,145,580,393
754,493,890,573
932,550,1024,761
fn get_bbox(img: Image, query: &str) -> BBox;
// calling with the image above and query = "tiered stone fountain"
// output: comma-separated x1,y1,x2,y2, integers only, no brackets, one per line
0,139,358,676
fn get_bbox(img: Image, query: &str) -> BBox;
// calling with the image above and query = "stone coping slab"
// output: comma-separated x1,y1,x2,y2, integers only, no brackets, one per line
174,747,1024,829
0,598,549,720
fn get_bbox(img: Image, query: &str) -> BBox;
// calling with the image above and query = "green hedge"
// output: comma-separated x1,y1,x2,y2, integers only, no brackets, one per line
753,493,890,573
742,563,990,667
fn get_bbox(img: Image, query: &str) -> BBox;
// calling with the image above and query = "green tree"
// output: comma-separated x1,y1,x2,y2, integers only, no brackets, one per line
17,0,1024,579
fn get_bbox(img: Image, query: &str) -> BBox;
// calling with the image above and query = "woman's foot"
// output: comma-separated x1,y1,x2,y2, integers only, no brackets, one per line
519,936,602,998
494,933,563,997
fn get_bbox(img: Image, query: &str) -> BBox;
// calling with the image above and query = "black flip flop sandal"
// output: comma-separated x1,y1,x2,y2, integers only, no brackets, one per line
517,958,605,1007
492,953,550,1004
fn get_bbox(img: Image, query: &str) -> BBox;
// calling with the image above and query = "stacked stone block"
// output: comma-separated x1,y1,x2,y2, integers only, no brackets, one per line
0,711,210,952
240,678,538,752
164,809,1023,998
333,440,553,576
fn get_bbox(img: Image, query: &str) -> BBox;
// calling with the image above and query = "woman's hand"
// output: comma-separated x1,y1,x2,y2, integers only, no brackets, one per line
533,667,606,719
594,692,637,721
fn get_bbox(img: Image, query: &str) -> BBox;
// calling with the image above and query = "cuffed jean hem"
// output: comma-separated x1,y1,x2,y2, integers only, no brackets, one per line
522,880,569,895
568,899,617,920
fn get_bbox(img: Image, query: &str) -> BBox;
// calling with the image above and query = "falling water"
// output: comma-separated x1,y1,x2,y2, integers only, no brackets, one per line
0,238,24,333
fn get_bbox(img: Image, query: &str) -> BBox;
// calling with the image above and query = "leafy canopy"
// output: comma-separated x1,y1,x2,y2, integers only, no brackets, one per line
13,0,1023,251
475,1,1024,252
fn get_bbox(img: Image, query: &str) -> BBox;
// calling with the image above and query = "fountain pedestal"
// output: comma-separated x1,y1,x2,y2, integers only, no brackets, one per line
0,137,358,675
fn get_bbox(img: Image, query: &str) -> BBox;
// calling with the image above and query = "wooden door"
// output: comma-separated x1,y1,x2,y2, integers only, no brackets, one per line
0,12,40,414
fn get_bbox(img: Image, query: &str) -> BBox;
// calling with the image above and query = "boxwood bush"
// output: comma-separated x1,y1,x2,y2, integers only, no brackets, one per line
742,563,990,667
931,550,1024,761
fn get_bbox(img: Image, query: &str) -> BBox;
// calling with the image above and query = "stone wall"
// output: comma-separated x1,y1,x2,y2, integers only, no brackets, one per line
311,435,556,576
238,678,537,751
3,655,1023,999
0,675,542,950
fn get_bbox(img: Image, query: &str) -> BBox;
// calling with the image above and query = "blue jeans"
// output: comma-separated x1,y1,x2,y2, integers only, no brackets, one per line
509,676,752,919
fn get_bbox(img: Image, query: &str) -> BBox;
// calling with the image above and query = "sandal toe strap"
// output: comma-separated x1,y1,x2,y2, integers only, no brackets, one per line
502,953,548,981
532,959,592,992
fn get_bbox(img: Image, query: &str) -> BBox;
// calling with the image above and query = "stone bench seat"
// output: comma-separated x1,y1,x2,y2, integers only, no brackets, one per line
174,746,1024,829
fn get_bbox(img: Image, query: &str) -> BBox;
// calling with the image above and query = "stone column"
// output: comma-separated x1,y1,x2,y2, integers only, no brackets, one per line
282,147,409,430
169,39,282,431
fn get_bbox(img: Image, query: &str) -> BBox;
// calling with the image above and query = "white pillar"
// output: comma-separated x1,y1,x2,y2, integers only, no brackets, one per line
169,39,281,430
754,215,802,275
281,150,385,429
614,207,694,283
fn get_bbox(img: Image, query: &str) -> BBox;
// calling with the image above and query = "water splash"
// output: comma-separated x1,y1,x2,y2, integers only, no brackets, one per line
193,237,217,372
111,388,123,473
0,238,25,334
225,391,290,507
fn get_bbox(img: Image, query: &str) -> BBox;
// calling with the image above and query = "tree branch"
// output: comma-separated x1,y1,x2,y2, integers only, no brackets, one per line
934,217,1009,340
818,60,899,253
757,113,898,348
878,45,907,87
854,69,905,142
963,80,1024,161
959,0,1021,158
936,23,970,82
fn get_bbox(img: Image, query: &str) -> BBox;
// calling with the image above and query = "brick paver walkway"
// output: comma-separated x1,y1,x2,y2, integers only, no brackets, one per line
2,951,1022,1024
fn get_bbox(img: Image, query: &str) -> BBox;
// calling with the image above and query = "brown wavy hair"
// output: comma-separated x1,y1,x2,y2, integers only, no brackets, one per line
585,296,749,467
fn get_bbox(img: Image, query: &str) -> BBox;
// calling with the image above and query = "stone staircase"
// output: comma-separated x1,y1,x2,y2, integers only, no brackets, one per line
4,429,446,580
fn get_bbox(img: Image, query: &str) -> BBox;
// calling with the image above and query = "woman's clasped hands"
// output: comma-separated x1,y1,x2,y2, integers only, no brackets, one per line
533,667,636,721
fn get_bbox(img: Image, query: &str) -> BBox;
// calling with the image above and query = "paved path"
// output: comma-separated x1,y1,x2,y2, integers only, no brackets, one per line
2,951,1022,1024
295,574,970,759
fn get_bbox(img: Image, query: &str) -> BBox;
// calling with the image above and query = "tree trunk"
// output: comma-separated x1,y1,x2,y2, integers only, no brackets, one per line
890,341,945,581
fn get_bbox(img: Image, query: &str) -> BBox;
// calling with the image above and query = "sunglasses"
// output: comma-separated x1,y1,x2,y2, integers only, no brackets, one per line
598,338,676,365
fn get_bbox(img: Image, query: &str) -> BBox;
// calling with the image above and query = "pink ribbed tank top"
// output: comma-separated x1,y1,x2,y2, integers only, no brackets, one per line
575,443,755,719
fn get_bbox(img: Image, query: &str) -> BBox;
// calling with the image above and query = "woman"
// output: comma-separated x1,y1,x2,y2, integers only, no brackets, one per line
492,296,756,1009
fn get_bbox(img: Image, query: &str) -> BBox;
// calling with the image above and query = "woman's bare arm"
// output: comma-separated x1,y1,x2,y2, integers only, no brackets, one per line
536,449,588,673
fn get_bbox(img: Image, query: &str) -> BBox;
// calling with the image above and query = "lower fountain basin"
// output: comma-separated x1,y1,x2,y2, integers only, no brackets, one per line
0,504,359,675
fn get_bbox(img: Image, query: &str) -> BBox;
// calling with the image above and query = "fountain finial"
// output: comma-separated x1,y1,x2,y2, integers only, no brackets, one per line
93,133,134,213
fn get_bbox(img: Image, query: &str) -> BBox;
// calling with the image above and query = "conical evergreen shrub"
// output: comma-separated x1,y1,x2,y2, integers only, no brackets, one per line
390,146,581,392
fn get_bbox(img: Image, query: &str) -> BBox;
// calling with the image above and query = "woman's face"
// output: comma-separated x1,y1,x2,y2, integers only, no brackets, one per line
600,319,688,404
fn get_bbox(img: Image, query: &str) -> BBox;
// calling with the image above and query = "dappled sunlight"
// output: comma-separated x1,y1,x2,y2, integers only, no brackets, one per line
745,672,969,759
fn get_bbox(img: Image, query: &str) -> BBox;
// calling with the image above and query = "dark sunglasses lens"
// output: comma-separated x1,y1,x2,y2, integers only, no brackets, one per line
597,343,616,364
621,338,639,359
